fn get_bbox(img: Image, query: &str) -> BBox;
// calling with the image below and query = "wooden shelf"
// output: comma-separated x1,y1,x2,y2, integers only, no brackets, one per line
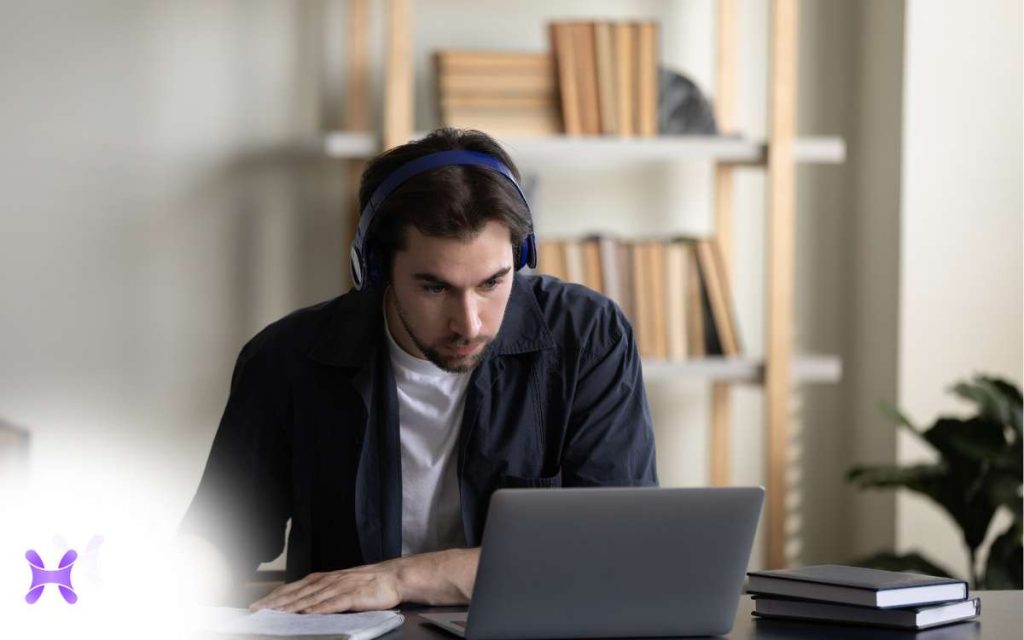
642,354,842,384
324,131,846,165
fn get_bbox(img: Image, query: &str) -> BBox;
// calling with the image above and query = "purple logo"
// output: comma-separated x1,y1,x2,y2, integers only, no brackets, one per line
25,549,78,604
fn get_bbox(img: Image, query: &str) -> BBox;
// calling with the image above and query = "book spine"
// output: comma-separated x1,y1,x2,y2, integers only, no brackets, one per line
436,50,554,74
582,237,604,294
593,21,618,136
613,22,635,137
636,21,659,137
563,238,585,285
684,241,705,357
574,22,601,135
631,241,652,357
664,240,688,360
648,240,668,360
551,23,582,135
696,239,739,355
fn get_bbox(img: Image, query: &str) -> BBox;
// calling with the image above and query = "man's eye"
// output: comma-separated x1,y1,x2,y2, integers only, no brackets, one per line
423,284,446,294
481,278,501,291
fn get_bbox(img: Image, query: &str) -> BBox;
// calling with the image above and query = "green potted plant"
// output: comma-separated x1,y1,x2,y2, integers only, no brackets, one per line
847,375,1022,588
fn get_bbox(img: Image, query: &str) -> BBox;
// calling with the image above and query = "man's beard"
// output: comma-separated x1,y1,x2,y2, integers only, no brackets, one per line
393,296,494,374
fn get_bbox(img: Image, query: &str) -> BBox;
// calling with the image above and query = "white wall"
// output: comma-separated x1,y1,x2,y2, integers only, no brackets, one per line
0,0,346,550
897,0,1023,580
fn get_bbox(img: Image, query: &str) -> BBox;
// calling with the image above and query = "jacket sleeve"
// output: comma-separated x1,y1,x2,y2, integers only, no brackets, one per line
561,312,659,487
179,331,292,581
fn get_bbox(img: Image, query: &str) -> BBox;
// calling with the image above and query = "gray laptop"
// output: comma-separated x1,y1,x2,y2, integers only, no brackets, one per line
421,486,764,639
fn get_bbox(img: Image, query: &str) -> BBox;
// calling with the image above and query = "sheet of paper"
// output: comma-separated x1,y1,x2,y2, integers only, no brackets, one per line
198,607,404,639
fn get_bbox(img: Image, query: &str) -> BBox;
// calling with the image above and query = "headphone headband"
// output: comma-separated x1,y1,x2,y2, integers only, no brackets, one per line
350,149,537,290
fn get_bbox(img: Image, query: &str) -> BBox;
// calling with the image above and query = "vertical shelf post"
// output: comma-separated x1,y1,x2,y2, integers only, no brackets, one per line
384,0,414,150
710,0,738,487
765,0,798,569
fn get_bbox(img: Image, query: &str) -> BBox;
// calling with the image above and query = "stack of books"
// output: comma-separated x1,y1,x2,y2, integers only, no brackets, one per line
747,565,981,631
434,50,560,136
549,21,659,137
536,236,741,359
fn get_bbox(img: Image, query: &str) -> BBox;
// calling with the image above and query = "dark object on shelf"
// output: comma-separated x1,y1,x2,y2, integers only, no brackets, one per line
658,68,718,135
847,375,1023,589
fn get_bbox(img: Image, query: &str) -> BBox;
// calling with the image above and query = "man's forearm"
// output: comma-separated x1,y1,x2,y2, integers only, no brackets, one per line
396,547,480,605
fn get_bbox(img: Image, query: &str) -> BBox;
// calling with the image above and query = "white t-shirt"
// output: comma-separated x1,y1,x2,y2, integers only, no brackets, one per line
384,316,470,556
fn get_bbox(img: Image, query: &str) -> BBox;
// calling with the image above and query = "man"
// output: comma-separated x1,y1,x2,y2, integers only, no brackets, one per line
180,128,657,614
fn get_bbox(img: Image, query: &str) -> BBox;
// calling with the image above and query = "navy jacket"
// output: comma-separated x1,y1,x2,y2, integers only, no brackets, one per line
181,274,657,581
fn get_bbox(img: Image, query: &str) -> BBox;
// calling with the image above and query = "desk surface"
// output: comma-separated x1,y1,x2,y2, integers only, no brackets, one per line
387,591,1022,640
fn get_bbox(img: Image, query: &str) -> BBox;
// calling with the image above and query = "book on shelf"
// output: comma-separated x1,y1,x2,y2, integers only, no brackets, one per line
635,21,659,136
441,109,560,136
550,23,581,135
434,50,559,136
646,240,668,359
436,50,554,75
563,238,585,285
597,236,622,305
533,236,742,361
630,241,653,357
746,565,969,609
684,241,706,357
751,596,981,631
573,23,601,135
694,238,741,355
537,240,567,282
593,22,617,136
615,240,635,322
664,241,688,361
614,22,635,137
549,20,658,137
581,237,604,294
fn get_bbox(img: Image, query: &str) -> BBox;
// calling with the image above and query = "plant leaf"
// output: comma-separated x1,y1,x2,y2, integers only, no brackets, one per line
849,551,959,580
987,472,1023,527
951,376,1023,435
922,417,1007,463
982,524,1023,589
847,463,944,488
848,460,998,551
879,401,918,432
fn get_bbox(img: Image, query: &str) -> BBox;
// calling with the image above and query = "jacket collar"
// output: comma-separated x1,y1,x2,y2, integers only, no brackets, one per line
307,287,384,367
307,274,555,367
490,274,556,355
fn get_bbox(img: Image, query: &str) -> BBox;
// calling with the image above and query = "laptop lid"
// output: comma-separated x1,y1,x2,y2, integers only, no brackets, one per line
465,486,764,639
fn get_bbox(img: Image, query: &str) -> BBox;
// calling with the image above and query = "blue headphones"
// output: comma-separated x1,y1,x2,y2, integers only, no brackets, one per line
349,149,537,290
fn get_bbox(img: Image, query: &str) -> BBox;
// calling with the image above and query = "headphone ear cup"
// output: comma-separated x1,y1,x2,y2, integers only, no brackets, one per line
350,243,366,291
517,234,537,270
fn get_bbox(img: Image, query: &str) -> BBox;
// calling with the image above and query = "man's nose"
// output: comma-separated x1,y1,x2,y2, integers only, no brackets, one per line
449,293,482,340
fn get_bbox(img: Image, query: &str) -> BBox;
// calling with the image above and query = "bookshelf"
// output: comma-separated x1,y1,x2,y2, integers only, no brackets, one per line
642,355,841,384
337,0,841,569
325,131,847,165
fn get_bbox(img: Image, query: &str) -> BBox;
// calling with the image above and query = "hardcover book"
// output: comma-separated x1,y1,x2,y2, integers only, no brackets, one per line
752,596,980,630
747,565,969,609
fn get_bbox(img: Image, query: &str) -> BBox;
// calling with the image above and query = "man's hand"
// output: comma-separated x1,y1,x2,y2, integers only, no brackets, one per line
249,547,480,614
249,560,403,613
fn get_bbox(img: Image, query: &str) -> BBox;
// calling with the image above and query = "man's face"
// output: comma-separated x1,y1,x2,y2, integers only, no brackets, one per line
385,220,515,373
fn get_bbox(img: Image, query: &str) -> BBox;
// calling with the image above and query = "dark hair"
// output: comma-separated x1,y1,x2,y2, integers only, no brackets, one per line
358,128,533,281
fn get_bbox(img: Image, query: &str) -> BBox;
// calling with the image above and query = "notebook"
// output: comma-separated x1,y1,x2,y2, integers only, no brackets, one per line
746,565,968,608
752,596,981,629
197,607,403,639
